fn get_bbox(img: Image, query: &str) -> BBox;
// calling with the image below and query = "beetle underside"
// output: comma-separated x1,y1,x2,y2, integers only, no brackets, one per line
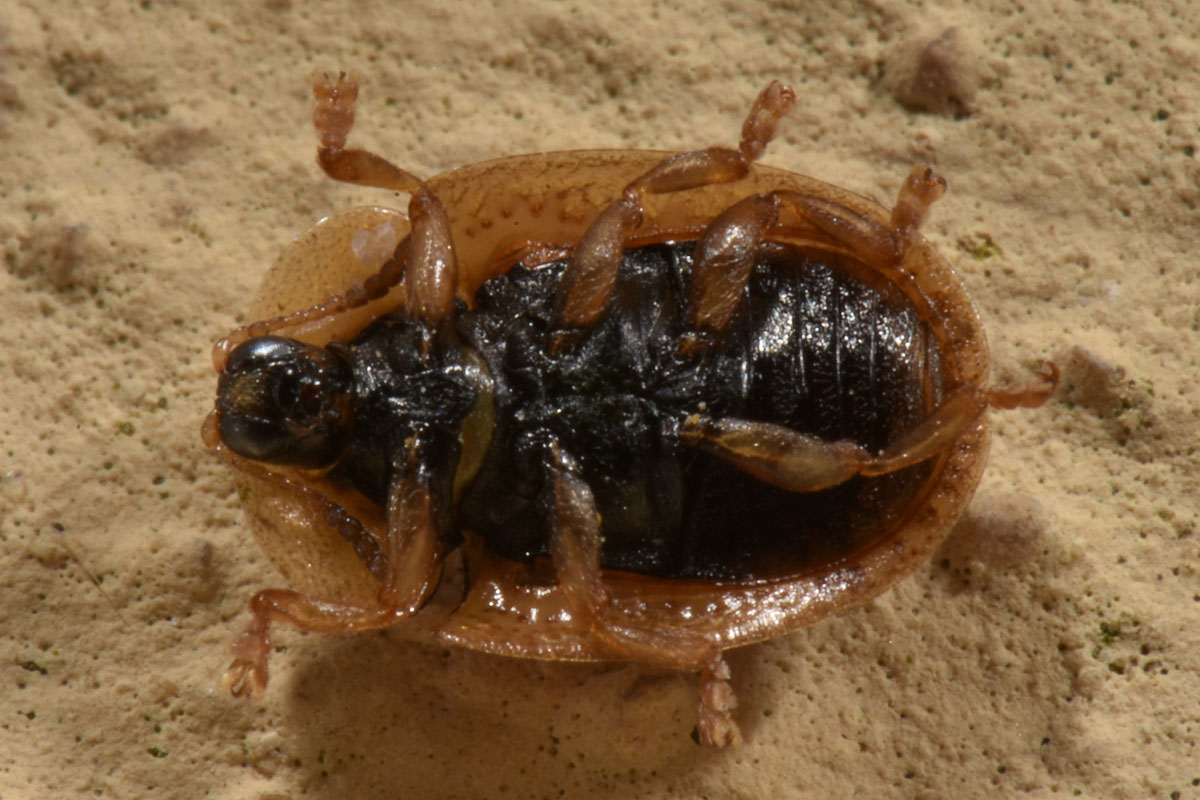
455,240,938,582
206,73,1056,747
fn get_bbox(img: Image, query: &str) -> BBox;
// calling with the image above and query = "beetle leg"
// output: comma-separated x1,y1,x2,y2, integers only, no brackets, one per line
889,165,948,251
985,361,1060,410
691,169,942,305
686,193,780,342
554,81,796,330
223,437,444,699
312,71,459,327
312,72,458,325
678,402,974,492
212,75,457,368
679,364,1057,491
399,190,459,328
772,189,901,264
679,414,883,492
543,439,742,746
760,167,947,269
212,188,455,364
312,71,428,194
543,442,609,617
374,437,445,612
683,181,933,348
863,363,1058,474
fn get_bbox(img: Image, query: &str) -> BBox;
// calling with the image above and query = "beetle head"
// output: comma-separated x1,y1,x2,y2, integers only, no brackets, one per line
216,336,354,469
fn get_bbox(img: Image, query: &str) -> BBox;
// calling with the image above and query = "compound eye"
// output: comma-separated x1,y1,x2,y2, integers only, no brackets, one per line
216,336,354,469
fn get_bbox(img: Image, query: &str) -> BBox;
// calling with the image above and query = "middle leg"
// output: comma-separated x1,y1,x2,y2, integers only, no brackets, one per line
553,81,797,331
541,435,743,746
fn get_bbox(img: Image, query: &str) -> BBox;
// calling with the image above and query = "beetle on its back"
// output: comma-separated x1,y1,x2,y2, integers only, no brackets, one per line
204,73,1056,746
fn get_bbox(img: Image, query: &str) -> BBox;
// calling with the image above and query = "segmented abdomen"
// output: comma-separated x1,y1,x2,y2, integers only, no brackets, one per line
458,240,940,581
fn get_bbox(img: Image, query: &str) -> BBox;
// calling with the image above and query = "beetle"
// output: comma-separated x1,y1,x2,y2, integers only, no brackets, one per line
203,73,1056,746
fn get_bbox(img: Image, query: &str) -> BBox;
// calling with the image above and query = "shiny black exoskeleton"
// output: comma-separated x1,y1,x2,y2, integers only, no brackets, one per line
218,240,939,582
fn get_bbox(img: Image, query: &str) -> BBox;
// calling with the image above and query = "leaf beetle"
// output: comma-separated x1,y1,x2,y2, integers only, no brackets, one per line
203,73,1056,746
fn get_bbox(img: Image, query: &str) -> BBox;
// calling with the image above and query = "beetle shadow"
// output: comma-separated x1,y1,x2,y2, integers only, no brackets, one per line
274,627,749,796
928,490,1056,597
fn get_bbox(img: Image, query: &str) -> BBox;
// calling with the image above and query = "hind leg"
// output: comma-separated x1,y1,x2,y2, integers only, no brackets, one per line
683,167,950,349
678,364,1059,492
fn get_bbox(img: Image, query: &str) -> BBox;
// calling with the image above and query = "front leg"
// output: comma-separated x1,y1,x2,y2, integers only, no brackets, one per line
541,437,742,746
224,435,445,698
213,73,458,369
312,72,458,328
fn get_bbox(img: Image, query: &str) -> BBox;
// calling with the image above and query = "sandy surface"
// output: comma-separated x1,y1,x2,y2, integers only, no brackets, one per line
2,0,1198,797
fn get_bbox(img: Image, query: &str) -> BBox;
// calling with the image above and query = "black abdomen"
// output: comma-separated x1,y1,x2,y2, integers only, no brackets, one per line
457,241,938,581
